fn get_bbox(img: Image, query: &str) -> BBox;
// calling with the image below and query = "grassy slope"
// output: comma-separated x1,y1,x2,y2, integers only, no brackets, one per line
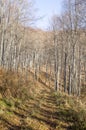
0,69,86,130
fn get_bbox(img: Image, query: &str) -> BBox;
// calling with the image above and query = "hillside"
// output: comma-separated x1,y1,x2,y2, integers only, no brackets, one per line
0,69,86,130
0,0,86,130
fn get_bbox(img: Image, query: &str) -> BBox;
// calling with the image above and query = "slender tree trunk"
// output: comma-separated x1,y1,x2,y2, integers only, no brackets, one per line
54,52,58,91
78,45,81,96
64,53,67,93
68,65,72,95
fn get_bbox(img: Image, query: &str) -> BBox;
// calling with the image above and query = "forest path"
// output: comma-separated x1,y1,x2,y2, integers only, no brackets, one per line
23,81,69,130
0,79,71,130
29,86,58,130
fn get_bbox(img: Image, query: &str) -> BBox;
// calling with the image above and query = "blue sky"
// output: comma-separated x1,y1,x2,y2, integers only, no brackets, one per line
34,0,63,29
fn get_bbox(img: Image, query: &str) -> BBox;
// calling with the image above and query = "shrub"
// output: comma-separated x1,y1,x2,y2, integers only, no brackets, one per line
73,109,86,130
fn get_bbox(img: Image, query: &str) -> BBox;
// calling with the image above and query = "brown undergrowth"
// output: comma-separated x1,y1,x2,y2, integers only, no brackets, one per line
0,69,86,130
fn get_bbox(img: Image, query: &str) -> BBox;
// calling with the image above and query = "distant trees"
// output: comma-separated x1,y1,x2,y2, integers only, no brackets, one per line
0,0,85,97
48,0,86,96
0,0,35,70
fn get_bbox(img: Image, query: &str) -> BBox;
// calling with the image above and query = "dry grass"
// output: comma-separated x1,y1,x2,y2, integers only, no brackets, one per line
0,68,86,130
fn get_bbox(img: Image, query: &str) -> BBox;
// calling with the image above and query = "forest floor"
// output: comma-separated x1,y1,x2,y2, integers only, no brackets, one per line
0,70,86,130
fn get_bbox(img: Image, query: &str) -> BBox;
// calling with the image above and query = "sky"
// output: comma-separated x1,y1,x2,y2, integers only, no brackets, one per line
34,0,63,30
